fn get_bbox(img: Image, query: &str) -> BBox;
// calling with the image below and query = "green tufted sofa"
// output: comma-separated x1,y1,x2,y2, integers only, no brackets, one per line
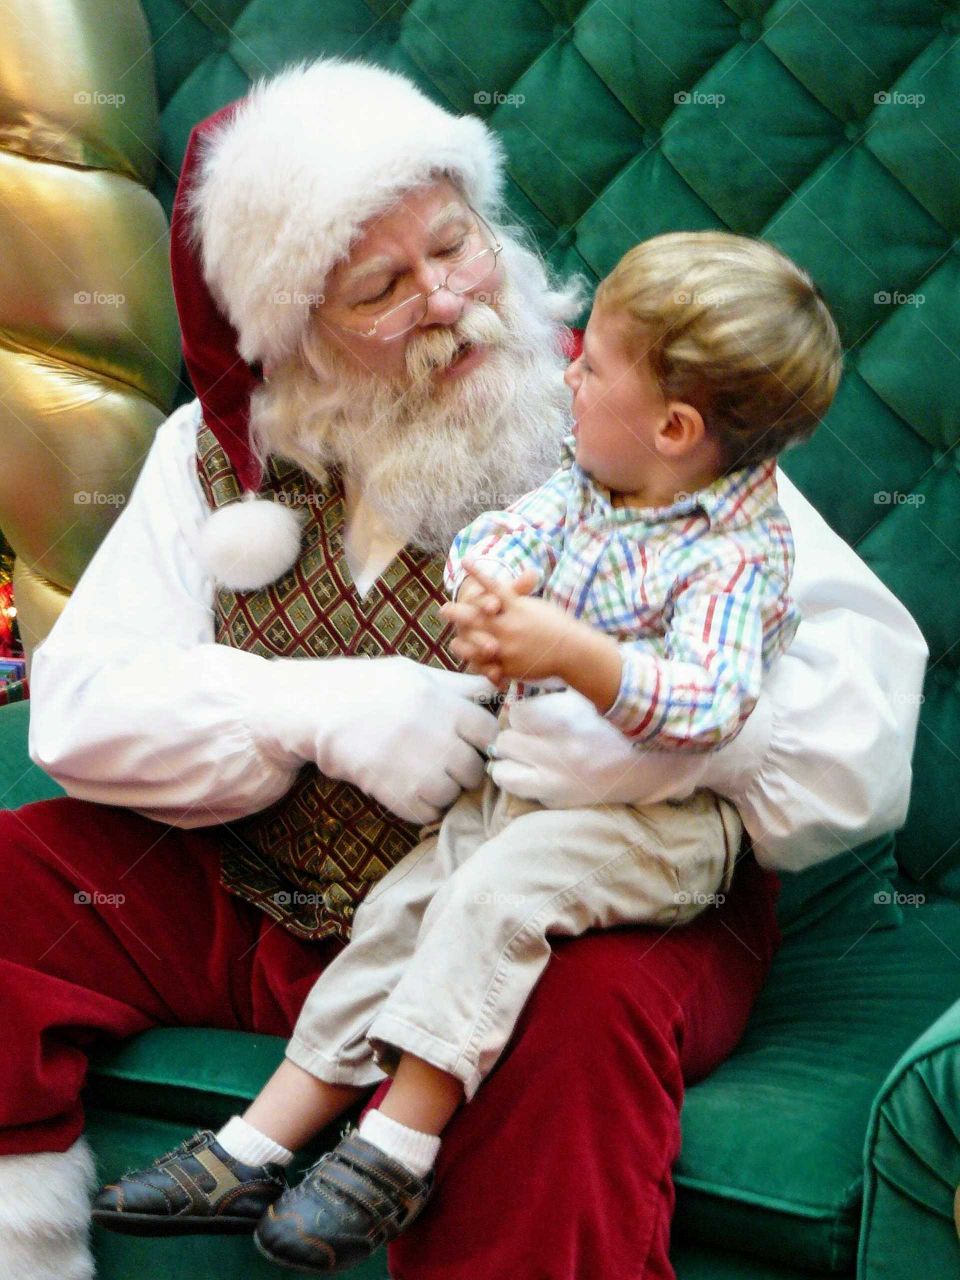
1,1,960,1278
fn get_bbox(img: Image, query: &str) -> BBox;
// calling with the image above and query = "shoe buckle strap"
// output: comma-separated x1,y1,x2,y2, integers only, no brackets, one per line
167,1149,241,1215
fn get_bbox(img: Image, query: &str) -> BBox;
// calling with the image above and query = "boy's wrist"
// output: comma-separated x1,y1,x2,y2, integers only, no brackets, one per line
557,624,623,715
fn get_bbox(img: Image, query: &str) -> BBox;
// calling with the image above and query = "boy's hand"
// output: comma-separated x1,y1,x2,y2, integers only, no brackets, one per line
442,563,625,713
442,564,576,686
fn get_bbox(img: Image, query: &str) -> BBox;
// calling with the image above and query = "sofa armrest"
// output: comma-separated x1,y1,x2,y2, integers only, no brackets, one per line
0,702,65,810
858,993,960,1277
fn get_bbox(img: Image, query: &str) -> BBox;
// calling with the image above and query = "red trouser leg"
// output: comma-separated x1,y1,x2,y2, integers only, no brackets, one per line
1,796,779,1280
386,853,781,1280
0,797,338,1156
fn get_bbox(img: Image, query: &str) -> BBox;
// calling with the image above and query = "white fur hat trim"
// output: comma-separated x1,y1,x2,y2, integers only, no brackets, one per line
189,58,505,369
199,493,304,591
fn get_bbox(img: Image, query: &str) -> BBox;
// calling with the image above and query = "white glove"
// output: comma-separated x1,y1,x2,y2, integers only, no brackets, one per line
489,686,771,810
259,656,498,825
489,687,710,807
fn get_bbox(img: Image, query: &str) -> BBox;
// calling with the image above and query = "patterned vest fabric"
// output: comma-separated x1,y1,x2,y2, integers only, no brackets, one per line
195,424,461,944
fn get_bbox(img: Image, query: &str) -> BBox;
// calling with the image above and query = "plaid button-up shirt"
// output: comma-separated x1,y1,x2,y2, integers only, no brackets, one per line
445,438,798,751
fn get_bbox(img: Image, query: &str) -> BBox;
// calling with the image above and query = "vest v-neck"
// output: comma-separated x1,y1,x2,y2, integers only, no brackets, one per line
340,471,408,601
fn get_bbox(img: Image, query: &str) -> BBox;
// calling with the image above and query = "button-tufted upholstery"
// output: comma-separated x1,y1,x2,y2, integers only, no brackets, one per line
1,2,959,1277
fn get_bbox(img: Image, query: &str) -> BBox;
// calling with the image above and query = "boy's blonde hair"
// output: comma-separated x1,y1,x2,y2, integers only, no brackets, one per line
594,231,842,472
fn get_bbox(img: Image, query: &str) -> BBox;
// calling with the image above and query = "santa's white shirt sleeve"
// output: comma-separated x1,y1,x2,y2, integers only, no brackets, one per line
28,400,928,868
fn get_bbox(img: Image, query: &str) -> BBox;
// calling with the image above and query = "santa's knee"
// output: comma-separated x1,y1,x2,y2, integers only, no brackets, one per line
522,930,681,1073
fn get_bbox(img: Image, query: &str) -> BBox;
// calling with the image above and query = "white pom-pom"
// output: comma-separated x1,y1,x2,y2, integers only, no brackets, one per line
199,493,304,591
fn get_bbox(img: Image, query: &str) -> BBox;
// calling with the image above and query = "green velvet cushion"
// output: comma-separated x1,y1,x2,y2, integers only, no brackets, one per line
674,892,960,1272
0,701,64,809
858,995,960,1279
774,834,903,937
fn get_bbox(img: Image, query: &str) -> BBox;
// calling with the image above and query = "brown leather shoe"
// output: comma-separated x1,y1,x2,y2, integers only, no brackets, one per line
92,1130,287,1235
254,1128,433,1273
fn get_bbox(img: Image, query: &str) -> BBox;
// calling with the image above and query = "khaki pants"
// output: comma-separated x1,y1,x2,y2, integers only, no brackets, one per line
287,779,742,1100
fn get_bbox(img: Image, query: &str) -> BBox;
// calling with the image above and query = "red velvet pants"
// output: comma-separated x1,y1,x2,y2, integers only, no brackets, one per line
0,796,780,1280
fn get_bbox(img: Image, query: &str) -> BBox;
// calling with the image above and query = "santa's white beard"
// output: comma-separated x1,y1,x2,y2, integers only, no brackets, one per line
249,241,576,552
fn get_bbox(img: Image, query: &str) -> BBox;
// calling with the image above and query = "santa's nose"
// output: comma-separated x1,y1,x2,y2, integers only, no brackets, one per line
421,281,465,328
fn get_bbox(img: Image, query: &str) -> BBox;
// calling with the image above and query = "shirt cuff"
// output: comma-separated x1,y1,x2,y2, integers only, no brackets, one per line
602,645,658,739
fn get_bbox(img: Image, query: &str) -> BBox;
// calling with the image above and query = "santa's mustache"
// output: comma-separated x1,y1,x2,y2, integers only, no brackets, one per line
403,303,506,384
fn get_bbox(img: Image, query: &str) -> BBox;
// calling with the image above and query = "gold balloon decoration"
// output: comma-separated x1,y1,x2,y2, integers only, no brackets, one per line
0,0,180,665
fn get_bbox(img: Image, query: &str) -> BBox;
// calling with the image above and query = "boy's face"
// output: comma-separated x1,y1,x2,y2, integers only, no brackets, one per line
563,308,670,494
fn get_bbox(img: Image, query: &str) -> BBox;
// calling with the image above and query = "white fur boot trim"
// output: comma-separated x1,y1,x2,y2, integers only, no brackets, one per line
0,1137,98,1280
199,492,305,591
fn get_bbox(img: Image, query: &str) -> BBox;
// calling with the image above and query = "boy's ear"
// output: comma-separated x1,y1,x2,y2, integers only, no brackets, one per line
656,402,706,457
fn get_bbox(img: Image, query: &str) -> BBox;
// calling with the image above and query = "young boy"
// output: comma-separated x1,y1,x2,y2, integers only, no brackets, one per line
94,231,842,1274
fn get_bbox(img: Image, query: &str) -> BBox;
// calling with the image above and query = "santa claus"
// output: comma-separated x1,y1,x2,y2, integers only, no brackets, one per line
0,58,924,1280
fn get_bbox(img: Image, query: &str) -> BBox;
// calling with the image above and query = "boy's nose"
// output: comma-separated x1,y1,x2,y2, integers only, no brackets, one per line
564,360,580,391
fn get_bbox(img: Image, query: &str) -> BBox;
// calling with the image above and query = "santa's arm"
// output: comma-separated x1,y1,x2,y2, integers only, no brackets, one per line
27,401,306,826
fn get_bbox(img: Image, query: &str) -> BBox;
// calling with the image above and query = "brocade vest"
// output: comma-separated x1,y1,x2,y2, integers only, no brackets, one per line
196,424,460,944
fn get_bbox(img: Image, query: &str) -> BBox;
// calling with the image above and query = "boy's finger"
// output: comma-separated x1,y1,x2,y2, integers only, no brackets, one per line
513,568,540,597
463,562,518,607
441,601,483,630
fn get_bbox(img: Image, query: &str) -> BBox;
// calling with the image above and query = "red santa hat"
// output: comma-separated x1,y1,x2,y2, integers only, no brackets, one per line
170,58,505,590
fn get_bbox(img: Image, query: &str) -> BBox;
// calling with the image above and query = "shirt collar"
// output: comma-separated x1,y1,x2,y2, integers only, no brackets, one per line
561,435,779,531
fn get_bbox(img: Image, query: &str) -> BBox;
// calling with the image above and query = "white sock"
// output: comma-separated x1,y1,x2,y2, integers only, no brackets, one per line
216,1115,295,1167
358,1109,441,1179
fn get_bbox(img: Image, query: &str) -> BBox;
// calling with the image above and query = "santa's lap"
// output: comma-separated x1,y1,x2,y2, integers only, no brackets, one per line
0,793,779,1279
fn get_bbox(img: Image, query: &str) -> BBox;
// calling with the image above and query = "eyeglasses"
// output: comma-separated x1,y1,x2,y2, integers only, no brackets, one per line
322,208,503,343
